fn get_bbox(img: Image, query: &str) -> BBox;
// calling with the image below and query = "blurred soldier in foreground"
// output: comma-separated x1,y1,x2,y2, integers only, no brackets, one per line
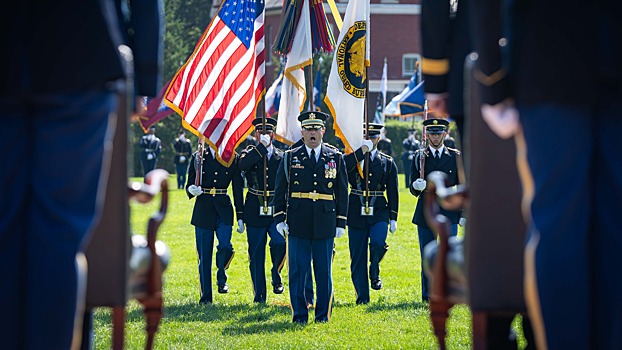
274,111,348,323
238,117,286,303
344,123,399,304
0,0,163,348
471,0,622,348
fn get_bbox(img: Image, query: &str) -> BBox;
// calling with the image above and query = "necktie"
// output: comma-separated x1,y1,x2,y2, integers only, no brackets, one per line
435,150,440,159
310,149,317,168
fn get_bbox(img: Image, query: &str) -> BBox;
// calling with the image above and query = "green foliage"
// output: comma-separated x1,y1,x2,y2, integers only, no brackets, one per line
132,0,213,176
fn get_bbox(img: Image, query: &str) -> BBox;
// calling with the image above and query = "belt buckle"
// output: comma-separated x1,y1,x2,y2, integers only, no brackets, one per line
259,206,273,216
361,206,374,216
310,192,319,201
209,188,216,196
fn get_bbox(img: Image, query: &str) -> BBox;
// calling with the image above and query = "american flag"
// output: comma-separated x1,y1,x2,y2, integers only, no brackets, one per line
165,0,265,166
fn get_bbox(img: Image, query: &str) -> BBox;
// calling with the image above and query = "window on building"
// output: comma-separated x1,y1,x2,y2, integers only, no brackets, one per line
402,54,421,80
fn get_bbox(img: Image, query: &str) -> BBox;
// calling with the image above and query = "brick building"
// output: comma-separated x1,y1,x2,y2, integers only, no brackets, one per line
211,0,423,119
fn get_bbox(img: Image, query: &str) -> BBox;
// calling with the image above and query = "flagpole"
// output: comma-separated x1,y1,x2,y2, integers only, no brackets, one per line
382,57,387,119
364,66,370,215
195,137,205,187
257,97,269,214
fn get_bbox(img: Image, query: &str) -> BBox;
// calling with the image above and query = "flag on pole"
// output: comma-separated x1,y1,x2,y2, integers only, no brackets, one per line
274,0,313,145
164,0,265,166
384,73,418,116
374,58,387,124
398,80,425,117
265,68,283,117
324,0,370,154
136,80,175,132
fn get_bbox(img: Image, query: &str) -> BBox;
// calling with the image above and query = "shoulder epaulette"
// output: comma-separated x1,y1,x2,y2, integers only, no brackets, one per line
447,147,461,156
378,151,393,160
324,143,339,151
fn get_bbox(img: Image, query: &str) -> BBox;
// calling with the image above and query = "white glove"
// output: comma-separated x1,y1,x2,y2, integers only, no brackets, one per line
412,178,427,191
237,219,245,233
146,153,154,160
361,139,373,154
389,220,397,233
481,99,520,139
335,227,345,238
276,222,289,237
259,134,271,147
179,155,186,163
459,217,467,227
188,184,203,196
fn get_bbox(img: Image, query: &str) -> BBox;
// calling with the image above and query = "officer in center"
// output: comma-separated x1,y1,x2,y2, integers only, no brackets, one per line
237,117,287,303
273,111,348,324
344,123,399,305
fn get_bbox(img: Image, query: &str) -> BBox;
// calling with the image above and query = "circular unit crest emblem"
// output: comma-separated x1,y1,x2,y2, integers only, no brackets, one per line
335,20,367,99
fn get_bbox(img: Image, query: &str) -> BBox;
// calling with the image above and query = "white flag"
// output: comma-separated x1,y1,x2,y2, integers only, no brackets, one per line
324,0,370,154
375,57,387,124
275,0,313,145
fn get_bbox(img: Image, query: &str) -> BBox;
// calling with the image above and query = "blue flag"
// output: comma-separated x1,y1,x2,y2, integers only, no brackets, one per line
398,80,425,116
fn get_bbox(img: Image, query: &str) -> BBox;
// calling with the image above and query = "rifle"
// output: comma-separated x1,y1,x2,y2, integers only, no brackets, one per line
195,137,204,186
258,98,270,215
419,100,428,179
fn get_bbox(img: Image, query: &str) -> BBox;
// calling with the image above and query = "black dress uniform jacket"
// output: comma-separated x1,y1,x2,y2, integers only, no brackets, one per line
410,147,462,226
471,0,621,106
238,143,283,227
344,148,399,229
273,143,348,239
1,0,162,97
186,150,244,230
421,0,471,117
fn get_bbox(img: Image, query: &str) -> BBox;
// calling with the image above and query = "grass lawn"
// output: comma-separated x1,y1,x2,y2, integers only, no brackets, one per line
91,174,522,349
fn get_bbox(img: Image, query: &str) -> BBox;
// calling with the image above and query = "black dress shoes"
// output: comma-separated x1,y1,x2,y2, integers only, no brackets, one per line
218,283,229,294
272,283,284,294
371,278,383,290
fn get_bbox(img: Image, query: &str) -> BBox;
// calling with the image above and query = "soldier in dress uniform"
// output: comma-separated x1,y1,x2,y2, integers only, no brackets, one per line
237,117,287,303
139,125,162,180
375,128,393,157
344,123,399,305
186,144,244,304
401,129,420,188
172,129,193,189
274,111,348,323
410,118,464,302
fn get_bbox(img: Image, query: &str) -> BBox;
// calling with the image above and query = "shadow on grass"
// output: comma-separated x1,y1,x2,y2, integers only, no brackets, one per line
92,301,301,335
364,300,428,313
92,299,427,336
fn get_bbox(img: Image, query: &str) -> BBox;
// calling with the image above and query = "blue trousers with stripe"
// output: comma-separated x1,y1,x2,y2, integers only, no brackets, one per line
0,90,116,349
288,236,334,323
246,222,286,303
520,102,622,350
195,218,233,304
348,221,388,304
